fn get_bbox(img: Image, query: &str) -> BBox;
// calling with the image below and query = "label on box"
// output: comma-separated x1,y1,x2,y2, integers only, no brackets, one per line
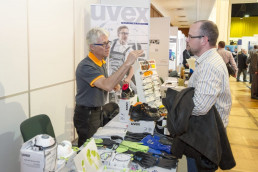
118,96,137,123
127,121,155,134
118,99,130,123
20,138,57,172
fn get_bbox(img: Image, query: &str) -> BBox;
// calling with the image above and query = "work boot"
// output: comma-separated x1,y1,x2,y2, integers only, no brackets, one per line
129,103,160,121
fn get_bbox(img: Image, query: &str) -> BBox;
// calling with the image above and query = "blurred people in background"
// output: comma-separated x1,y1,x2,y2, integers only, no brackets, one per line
217,41,238,76
247,45,258,99
232,48,238,63
236,49,248,82
248,45,258,84
183,44,193,69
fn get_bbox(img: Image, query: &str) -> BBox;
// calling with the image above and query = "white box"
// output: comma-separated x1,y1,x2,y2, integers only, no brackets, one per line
127,121,155,134
20,136,57,172
118,95,137,123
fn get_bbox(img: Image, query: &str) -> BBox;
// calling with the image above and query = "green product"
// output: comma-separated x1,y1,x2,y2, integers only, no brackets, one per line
120,141,149,153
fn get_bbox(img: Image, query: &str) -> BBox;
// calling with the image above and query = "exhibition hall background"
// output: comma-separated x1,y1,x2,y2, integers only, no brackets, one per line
0,0,256,171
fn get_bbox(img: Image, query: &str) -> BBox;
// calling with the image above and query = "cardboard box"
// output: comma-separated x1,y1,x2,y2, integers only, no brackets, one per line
127,120,155,134
118,95,137,123
20,136,57,172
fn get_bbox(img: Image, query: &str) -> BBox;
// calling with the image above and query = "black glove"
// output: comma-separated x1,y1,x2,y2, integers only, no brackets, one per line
157,157,178,169
133,152,157,169
101,138,118,149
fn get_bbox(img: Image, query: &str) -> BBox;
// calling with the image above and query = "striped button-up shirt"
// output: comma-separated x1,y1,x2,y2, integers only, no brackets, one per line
188,48,232,127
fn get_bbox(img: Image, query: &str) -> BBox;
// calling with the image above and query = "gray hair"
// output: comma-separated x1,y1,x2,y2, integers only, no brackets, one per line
195,20,219,46
86,28,109,50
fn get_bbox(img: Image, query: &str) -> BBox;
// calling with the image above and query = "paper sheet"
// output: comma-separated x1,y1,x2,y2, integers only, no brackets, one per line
73,139,102,172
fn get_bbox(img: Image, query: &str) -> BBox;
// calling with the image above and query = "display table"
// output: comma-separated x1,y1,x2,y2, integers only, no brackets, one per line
57,115,177,172
160,77,188,97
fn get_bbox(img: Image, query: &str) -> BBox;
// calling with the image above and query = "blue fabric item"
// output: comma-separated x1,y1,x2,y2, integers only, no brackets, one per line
140,135,171,154
148,147,162,155
190,68,194,73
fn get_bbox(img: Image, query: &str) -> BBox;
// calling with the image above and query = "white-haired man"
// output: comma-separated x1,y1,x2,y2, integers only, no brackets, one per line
74,28,143,147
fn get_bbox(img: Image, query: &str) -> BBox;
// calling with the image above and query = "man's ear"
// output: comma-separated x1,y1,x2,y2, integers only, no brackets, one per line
89,44,94,52
201,36,209,46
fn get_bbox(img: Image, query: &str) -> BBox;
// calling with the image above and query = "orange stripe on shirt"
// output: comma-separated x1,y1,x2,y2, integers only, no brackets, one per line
90,75,104,87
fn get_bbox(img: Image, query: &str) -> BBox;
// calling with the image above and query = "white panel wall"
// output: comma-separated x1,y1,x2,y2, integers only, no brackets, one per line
74,0,100,66
30,82,74,142
150,17,170,80
0,0,77,171
29,0,74,89
0,1,29,171
0,94,29,172
169,27,178,70
0,0,28,96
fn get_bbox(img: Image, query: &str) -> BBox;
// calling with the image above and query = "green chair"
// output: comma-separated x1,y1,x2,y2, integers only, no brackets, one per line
20,114,55,142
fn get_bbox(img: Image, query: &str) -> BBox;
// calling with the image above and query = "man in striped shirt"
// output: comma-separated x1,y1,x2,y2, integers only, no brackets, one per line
186,20,232,172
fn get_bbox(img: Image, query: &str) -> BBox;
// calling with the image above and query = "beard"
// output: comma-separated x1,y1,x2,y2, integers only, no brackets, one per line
189,47,200,57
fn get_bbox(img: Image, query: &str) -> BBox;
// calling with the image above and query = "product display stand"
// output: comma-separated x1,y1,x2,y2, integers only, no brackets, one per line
134,60,162,108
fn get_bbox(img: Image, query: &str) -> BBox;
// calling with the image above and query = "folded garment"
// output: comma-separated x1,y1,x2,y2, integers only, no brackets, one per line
124,131,149,142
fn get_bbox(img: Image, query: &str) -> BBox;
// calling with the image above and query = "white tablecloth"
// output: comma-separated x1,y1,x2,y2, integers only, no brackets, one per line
57,115,177,172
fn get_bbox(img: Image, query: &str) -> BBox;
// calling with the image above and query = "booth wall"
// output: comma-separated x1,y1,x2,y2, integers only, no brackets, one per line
169,27,178,70
150,17,170,80
0,0,100,171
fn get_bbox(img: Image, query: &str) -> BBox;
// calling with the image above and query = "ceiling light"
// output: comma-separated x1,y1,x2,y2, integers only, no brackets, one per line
244,14,250,17
174,8,184,11
168,8,184,11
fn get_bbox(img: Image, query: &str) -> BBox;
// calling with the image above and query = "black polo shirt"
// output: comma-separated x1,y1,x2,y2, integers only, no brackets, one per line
75,52,108,107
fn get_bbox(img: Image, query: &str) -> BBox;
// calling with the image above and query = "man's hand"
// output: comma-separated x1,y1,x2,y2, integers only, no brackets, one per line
125,50,144,66
123,77,131,84
113,84,121,92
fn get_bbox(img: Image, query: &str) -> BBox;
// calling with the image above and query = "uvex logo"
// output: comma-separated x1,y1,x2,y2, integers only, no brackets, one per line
131,122,140,126
91,5,148,23
21,154,30,157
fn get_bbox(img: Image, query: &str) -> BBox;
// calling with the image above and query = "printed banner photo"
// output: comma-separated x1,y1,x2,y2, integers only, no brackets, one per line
91,4,150,77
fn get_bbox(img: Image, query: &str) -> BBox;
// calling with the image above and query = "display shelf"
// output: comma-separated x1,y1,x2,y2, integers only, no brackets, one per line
134,60,162,107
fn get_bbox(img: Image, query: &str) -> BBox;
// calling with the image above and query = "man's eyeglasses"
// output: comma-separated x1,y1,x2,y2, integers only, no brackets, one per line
120,32,129,35
93,41,111,48
188,35,204,39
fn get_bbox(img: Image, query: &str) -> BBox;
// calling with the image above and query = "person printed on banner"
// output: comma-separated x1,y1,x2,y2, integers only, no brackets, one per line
109,25,137,93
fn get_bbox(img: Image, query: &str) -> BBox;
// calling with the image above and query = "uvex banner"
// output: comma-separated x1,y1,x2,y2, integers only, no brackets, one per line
91,5,150,70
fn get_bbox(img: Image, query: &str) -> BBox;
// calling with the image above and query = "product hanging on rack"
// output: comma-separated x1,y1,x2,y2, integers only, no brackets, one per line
134,60,162,108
